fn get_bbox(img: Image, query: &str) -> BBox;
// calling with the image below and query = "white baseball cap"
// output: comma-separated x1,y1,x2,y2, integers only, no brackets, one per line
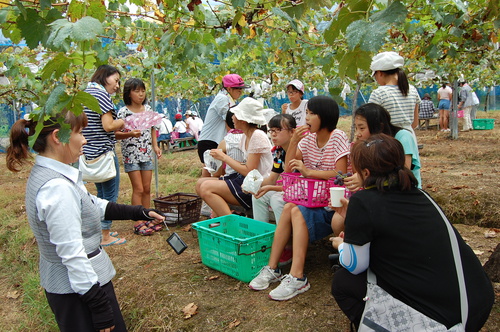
370,52,405,76
286,79,305,93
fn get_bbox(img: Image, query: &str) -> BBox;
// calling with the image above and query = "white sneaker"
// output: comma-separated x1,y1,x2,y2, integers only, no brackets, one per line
249,266,282,291
200,201,212,217
268,274,310,301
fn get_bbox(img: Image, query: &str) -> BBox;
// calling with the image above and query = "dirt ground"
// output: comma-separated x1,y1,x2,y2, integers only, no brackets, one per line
0,112,499,331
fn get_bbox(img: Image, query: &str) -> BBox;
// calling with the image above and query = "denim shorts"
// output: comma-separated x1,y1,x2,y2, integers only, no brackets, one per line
438,99,451,110
124,161,153,173
297,205,335,243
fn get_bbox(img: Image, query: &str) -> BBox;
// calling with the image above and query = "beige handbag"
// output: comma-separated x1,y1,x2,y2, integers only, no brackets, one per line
79,151,116,183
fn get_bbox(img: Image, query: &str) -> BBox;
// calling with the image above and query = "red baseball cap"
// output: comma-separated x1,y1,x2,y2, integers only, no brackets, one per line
175,113,182,120
222,74,249,88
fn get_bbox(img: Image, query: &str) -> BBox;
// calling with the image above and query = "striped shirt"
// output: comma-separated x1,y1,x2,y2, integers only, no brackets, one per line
298,129,350,171
82,87,117,160
369,85,421,130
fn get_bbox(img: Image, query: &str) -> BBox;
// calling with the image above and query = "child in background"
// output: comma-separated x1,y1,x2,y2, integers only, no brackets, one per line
173,113,190,138
281,79,308,127
344,103,421,190
252,114,296,223
117,78,162,236
185,110,200,141
250,95,350,301
418,93,436,130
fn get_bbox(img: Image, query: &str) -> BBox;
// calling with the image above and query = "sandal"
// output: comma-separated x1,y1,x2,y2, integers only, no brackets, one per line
147,221,163,232
134,222,154,236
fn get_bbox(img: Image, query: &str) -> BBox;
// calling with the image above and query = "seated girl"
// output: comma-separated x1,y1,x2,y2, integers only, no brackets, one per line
196,97,272,217
344,103,421,191
249,95,350,301
195,111,244,216
252,114,296,223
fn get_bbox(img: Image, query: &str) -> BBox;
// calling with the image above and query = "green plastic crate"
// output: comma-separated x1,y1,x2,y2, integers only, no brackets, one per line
192,215,276,282
472,119,494,130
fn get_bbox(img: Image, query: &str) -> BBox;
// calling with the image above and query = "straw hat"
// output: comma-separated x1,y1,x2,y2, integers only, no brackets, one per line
231,97,267,125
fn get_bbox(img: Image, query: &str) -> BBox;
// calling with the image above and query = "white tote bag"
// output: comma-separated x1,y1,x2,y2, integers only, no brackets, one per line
79,151,116,183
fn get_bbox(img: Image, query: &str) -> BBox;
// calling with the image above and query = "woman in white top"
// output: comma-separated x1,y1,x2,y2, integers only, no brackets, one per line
437,83,453,131
7,110,164,332
198,97,273,217
281,79,308,127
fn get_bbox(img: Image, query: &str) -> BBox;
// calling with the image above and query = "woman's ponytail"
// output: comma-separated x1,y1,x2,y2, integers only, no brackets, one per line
6,119,32,172
396,68,409,97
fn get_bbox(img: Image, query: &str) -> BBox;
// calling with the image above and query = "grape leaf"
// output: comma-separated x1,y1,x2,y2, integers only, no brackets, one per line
345,20,388,52
16,9,47,49
371,1,408,25
231,0,245,9
72,17,104,42
76,91,101,114
41,53,72,80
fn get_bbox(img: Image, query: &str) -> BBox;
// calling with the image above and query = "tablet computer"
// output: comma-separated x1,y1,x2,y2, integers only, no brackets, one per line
166,232,188,255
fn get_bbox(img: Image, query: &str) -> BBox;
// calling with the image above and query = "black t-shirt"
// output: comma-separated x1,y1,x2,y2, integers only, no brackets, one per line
271,146,286,174
344,187,493,328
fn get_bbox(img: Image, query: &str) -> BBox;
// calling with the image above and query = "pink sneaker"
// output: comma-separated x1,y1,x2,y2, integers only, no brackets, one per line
278,247,293,267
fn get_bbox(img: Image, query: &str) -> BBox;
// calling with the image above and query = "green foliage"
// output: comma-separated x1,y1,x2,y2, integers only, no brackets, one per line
0,0,498,121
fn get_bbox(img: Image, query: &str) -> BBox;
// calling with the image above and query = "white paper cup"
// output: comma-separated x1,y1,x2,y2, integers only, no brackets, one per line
329,187,346,207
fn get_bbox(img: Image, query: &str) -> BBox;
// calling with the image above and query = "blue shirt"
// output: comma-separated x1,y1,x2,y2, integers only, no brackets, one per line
198,90,233,144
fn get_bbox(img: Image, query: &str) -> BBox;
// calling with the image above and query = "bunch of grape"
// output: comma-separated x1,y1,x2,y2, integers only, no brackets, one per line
332,171,353,186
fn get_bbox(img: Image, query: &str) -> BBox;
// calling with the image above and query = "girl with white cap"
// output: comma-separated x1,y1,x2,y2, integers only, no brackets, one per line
196,97,273,217
281,79,308,127
368,51,421,134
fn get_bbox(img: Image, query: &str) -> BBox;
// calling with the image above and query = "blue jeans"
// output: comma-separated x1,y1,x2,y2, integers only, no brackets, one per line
158,133,171,142
95,152,120,230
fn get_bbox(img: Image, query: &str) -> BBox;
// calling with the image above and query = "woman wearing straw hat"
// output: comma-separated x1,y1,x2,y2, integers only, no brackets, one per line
368,51,421,135
196,97,273,217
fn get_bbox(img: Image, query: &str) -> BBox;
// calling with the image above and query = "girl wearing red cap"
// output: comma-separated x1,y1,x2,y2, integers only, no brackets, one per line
197,74,248,177
173,113,191,138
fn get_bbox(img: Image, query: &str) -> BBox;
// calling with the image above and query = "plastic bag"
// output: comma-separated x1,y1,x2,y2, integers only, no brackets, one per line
203,150,222,175
242,169,264,195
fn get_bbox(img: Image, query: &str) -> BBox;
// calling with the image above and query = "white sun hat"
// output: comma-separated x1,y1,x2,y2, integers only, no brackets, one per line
231,97,267,125
370,51,405,76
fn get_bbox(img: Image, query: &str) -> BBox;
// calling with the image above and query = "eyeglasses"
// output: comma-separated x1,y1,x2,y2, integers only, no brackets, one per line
365,139,383,147
268,128,287,135
286,90,299,95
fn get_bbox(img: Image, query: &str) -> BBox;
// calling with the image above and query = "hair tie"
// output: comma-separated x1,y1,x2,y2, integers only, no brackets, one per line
394,166,402,172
